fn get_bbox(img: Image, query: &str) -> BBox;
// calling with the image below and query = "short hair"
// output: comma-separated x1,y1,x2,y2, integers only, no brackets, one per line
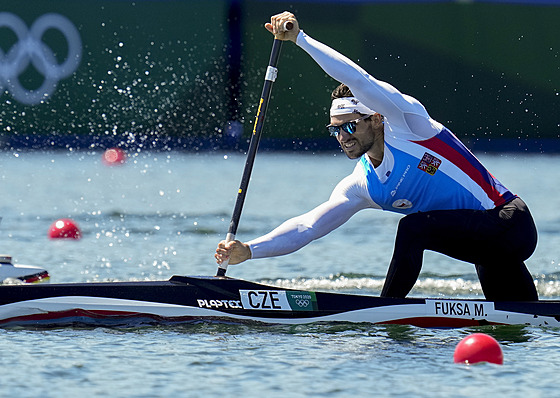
331,83,353,100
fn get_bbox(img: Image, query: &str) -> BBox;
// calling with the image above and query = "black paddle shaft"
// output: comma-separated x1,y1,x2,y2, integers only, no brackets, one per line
216,37,285,277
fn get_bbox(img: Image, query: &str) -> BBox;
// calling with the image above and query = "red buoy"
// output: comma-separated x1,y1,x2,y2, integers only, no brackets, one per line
102,148,126,166
48,219,82,240
453,333,503,365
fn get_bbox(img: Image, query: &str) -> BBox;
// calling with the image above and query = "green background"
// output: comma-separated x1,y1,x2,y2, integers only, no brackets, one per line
1,0,559,151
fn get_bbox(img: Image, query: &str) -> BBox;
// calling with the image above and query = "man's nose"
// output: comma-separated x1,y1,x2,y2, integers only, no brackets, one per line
338,130,352,141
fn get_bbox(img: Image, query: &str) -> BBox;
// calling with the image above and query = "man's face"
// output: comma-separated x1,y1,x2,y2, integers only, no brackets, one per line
329,114,375,159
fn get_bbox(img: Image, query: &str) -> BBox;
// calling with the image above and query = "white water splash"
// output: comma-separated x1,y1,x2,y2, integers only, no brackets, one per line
260,275,560,299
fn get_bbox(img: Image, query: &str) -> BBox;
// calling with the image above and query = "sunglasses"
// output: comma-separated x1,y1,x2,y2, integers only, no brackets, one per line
326,115,370,137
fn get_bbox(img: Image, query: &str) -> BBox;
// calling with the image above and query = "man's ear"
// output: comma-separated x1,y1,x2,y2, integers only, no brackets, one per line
371,113,384,126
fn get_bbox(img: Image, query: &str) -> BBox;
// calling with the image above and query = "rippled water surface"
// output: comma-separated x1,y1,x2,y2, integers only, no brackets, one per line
1,150,560,397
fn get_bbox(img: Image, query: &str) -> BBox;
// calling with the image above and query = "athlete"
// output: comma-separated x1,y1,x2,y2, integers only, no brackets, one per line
215,12,539,301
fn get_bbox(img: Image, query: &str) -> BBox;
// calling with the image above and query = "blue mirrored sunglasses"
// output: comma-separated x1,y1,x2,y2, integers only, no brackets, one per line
326,115,370,137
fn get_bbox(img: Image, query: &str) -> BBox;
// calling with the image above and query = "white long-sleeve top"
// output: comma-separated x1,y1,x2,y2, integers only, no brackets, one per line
247,30,514,259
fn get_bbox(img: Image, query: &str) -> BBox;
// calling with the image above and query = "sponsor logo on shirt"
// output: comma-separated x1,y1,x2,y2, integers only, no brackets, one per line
418,152,441,176
392,199,413,209
390,164,411,197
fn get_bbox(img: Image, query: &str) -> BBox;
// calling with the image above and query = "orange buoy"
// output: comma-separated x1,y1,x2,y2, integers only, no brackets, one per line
102,148,126,166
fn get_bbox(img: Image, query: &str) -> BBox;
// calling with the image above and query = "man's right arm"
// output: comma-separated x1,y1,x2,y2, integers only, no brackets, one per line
215,168,375,265
248,170,376,259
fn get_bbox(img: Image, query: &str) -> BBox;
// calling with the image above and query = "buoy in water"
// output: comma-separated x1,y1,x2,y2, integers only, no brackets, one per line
102,147,126,166
453,333,503,365
48,218,82,240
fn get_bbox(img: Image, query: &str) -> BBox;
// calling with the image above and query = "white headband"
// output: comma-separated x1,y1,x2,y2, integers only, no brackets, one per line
330,97,376,117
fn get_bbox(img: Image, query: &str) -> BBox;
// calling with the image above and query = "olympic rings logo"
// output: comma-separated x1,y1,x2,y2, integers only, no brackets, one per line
0,12,82,105
295,299,310,308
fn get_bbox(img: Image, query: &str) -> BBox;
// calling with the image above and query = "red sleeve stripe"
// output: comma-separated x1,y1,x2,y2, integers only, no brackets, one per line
413,129,513,206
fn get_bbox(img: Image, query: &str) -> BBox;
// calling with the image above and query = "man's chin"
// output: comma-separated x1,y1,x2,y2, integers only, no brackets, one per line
342,148,364,160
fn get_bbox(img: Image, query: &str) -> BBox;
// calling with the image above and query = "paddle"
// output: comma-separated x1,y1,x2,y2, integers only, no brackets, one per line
216,22,293,277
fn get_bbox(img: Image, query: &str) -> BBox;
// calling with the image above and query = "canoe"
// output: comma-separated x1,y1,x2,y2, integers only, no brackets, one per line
0,275,558,328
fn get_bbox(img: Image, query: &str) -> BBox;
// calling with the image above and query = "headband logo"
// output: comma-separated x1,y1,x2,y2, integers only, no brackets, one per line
330,97,376,117
0,12,82,105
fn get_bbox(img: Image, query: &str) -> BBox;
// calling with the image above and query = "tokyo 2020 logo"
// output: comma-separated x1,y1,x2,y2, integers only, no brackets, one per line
0,12,82,105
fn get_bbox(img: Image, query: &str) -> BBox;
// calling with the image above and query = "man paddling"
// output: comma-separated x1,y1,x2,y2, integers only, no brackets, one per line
215,12,538,301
